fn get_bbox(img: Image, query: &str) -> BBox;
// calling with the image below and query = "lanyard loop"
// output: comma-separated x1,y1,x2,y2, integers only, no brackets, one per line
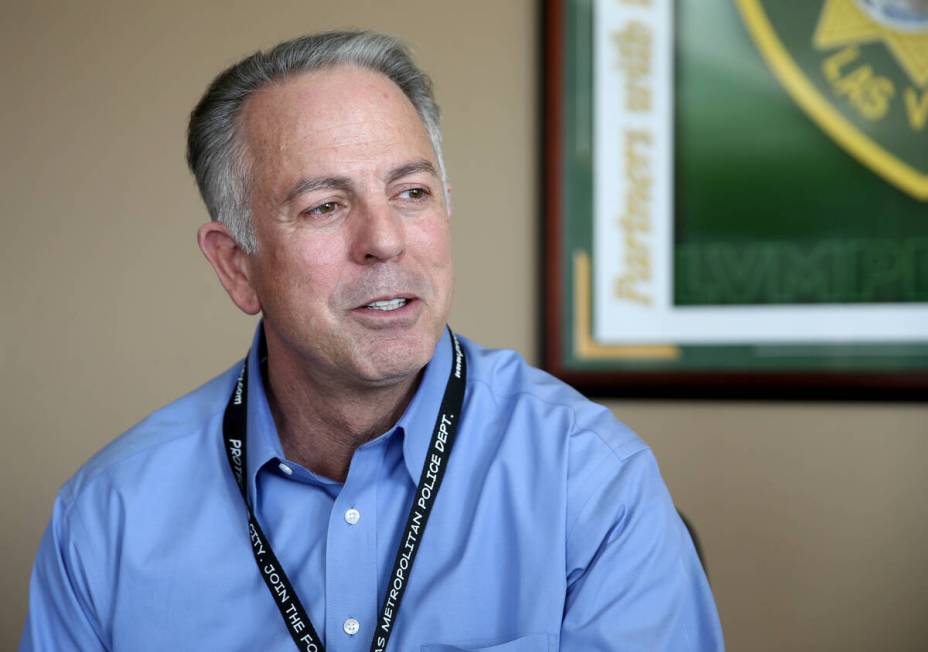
222,329,467,652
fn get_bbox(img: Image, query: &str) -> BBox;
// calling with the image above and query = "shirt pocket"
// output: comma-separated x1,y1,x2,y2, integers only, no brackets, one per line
421,632,554,652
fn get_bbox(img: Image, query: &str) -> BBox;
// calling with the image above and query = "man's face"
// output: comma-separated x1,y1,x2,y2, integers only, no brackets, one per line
239,65,453,389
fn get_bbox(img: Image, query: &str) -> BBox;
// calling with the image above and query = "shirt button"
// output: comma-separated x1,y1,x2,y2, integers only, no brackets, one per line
344,508,361,525
278,462,293,475
343,617,360,636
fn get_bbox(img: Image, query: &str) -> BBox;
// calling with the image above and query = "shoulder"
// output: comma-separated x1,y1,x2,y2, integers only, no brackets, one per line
57,362,241,513
454,335,670,557
458,334,648,461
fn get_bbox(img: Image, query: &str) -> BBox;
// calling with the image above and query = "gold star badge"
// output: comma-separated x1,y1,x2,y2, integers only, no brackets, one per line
814,0,928,87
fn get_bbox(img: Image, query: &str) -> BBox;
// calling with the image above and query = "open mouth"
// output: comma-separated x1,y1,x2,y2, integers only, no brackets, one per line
364,298,409,312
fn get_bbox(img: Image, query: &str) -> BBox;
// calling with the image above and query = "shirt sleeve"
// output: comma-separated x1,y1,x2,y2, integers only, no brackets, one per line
20,495,107,651
560,444,724,651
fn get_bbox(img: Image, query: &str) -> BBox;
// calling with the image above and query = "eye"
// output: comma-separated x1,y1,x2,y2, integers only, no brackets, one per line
305,201,339,217
398,187,430,201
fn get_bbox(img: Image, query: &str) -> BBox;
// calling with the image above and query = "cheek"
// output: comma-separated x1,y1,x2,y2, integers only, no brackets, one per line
255,238,343,310
413,219,453,266
413,221,454,311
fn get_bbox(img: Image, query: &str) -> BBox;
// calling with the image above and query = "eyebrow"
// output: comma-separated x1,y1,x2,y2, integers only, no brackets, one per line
283,176,352,205
281,159,440,206
386,159,440,185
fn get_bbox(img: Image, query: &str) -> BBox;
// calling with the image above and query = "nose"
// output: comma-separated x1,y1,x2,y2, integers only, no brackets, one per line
349,198,406,264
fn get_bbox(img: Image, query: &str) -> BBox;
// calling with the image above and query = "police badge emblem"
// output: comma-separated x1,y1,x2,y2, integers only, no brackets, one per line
738,0,928,200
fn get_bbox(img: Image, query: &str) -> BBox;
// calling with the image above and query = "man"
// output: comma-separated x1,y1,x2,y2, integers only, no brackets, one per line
21,31,723,651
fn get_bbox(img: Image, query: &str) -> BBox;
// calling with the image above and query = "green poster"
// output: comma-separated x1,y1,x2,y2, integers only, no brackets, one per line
546,0,928,393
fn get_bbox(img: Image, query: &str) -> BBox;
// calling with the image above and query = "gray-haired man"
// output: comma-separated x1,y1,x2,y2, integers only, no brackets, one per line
22,31,722,651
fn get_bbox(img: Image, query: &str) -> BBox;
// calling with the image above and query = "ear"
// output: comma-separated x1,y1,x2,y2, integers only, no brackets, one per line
444,183,453,218
197,221,262,315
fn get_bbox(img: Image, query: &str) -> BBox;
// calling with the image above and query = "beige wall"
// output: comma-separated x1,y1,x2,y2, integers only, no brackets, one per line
2,1,926,650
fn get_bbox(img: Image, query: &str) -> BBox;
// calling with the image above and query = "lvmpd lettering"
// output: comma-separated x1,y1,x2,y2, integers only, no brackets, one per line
233,366,245,405
249,522,265,557
262,563,290,605
228,439,244,485
435,413,452,452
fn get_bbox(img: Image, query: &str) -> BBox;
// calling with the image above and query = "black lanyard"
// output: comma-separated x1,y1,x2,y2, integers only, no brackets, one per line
222,329,467,652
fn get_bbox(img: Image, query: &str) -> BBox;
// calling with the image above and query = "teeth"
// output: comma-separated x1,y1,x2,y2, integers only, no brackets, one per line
365,298,407,311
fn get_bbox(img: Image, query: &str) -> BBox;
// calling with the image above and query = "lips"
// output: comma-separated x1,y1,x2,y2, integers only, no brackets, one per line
365,297,408,311
353,292,419,313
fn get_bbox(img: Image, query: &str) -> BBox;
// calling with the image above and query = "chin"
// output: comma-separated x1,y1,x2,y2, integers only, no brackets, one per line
355,331,439,384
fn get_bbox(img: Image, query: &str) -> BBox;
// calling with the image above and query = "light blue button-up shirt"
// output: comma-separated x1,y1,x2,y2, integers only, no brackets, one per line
22,326,723,651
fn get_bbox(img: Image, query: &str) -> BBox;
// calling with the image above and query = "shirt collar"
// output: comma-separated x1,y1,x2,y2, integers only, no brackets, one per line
242,322,454,497
244,324,285,503
394,326,454,482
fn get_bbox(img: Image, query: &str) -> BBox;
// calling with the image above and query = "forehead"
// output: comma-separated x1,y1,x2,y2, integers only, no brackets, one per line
239,65,434,185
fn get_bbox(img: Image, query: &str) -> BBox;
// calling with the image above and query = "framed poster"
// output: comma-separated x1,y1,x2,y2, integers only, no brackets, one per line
543,0,928,398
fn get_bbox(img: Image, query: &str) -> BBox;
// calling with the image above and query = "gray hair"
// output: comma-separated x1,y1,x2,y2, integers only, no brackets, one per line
186,31,445,253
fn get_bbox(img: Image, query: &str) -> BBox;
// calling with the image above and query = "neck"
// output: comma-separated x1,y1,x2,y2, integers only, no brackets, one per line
262,342,420,483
